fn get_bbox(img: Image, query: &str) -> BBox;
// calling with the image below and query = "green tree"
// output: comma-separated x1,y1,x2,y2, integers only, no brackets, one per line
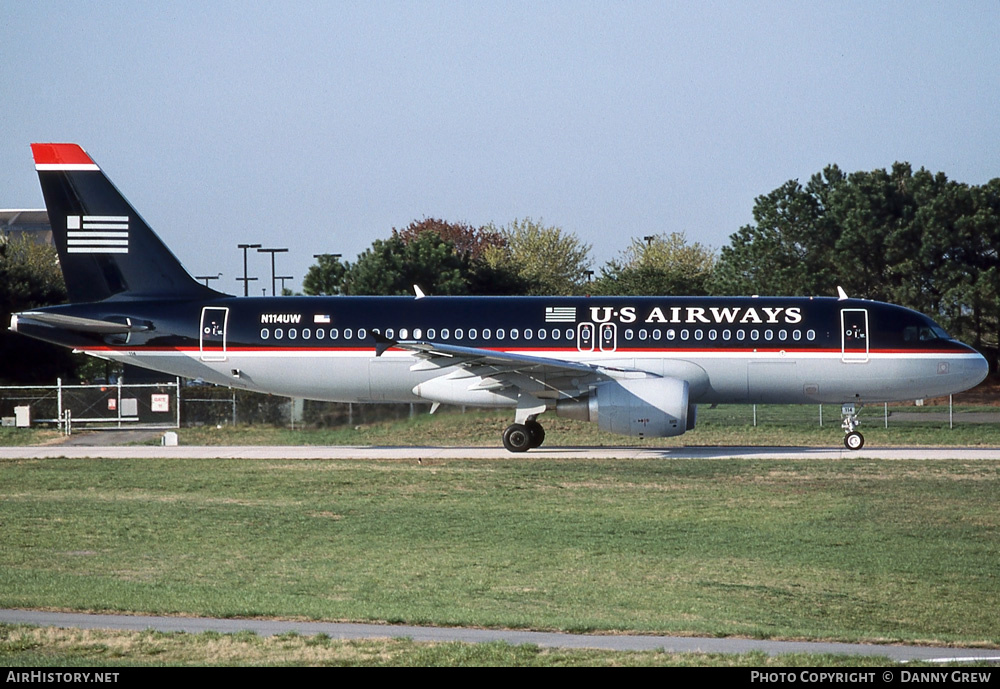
482,218,593,295
338,233,471,296
302,253,348,296
592,232,716,296
0,235,80,383
711,163,1000,366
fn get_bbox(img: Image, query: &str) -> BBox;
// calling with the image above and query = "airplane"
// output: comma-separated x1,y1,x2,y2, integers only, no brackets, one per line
10,143,990,451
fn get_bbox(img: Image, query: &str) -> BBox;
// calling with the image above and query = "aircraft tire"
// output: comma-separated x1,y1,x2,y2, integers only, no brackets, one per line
525,420,545,448
844,431,865,450
502,423,532,453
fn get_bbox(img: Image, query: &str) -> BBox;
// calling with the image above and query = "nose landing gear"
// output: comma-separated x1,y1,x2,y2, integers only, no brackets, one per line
841,403,864,450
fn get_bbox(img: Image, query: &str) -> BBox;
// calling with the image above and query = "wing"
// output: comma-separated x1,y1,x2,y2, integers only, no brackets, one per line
375,335,652,408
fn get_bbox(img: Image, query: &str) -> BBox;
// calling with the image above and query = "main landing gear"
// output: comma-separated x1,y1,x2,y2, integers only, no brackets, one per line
841,403,864,450
502,420,545,453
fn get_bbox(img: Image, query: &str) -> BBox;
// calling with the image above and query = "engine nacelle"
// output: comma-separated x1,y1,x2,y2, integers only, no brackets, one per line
556,377,692,438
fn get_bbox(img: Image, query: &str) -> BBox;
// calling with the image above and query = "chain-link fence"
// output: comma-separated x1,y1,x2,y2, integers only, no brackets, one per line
2,380,995,432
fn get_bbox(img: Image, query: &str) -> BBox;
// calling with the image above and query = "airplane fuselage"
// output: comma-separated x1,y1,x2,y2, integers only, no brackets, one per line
13,294,987,408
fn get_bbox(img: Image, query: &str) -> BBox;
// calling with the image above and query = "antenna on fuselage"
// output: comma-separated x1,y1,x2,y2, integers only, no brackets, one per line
837,286,849,301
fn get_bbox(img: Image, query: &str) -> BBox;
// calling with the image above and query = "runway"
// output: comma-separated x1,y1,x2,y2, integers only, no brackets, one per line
3,444,1000,460
2,609,998,662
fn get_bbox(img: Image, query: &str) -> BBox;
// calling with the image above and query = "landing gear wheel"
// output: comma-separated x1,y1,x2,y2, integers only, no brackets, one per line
525,420,545,448
502,423,532,453
844,431,865,450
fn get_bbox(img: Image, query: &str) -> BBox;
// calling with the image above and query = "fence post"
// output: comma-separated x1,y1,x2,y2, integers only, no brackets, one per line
57,377,63,433
117,376,123,428
950,394,953,429
819,404,822,427
176,377,182,429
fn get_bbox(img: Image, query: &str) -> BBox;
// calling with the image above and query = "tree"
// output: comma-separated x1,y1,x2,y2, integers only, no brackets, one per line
591,232,716,296
711,163,1000,367
393,218,505,261
302,253,348,296
0,235,80,383
304,219,534,296
482,218,593,295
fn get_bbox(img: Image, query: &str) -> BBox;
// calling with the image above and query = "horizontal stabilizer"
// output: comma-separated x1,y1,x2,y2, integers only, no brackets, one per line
11,311,150,335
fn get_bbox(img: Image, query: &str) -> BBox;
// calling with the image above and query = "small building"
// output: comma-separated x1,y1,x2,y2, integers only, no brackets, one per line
1,209,52,245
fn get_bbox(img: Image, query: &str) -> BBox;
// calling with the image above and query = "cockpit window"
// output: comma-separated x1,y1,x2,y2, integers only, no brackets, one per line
904,325,950,342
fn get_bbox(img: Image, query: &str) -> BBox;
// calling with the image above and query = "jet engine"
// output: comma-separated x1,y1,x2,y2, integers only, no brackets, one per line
556,377,693,438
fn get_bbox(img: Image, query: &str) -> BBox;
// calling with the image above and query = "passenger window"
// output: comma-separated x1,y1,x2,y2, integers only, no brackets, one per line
385,328,394,339
653,329,661,340
737,330,745,341
723,329,731,341
330,328,339,339
399,328,409,339
288,329,297,340
639,329,647,340
482,328,491,339
414,328,422,339
708,329,717,341
302,328,311,339
427,328,436,338
680,329,689,340
454,328,463,339
624,329,634,341
565,329,574,340
441,328,450,339
510,328,518,339
316,328,324,340
807,330,816,341
344,328,352,339
468,328,476,339
667,329,676,341
496,329,505,340
523,328,532,339
274,328,284,339
358,328,367,339
694,329,703,340
260,328,269,340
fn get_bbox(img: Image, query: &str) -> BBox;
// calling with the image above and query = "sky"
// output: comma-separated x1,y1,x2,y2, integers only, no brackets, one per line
3,1,999,295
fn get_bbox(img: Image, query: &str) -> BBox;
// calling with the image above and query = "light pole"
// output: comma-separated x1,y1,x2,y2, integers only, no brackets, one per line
195,273,223,287
237,243,261,296
257,247,288,296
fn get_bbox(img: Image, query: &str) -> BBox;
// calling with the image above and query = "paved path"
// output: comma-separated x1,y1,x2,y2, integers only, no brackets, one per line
2,610,998,662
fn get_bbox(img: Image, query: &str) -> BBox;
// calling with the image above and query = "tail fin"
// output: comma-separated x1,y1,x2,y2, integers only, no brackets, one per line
31,143,223,303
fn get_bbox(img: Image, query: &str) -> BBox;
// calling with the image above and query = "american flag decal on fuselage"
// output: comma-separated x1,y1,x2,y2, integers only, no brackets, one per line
545,306,576,322
66,215,129,254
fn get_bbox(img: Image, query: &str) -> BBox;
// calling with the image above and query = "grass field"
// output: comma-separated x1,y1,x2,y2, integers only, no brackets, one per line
3,407,999,665
2,457,998,646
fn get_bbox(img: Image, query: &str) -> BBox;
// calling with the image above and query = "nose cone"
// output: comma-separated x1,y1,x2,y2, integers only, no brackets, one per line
966,350,990,390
